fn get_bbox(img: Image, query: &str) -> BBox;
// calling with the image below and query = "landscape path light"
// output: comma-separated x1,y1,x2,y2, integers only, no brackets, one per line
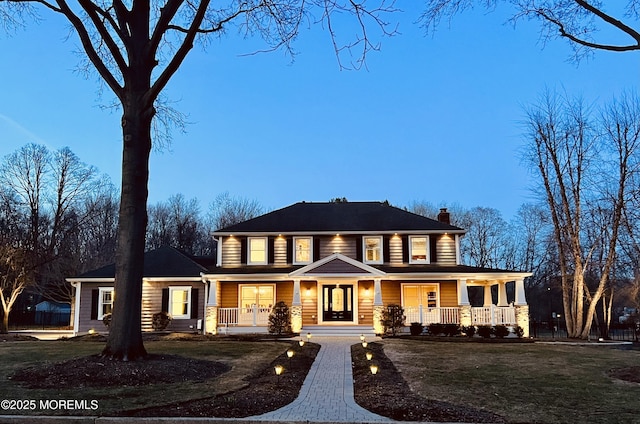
287,349,295,368
369,364,379,375
306,332,312,341
366,351,373,361
360,334,366,342
274,364,284,384
362,341,368,348
299,339,305,347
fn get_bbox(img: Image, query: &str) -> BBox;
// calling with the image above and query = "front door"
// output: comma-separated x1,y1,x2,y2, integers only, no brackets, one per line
323,284,353,321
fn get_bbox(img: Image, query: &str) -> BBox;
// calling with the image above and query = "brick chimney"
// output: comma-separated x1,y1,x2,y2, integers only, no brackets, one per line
437,208,450,224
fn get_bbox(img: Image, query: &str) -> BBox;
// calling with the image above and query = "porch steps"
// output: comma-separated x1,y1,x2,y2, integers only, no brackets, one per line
300,325,377,338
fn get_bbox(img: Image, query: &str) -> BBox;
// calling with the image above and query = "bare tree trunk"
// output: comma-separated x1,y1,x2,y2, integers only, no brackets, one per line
102,96,154,360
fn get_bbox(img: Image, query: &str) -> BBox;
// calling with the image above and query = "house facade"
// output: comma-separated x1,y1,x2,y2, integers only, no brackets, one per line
69,201,532,336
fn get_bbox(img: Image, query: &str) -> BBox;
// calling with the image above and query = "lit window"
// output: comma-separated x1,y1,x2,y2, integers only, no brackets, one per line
248,237,268,265
363,236,383,264
98,287,114,319
240,285,275,309
169,287,191,319
410,236,429,263
294,237,312,264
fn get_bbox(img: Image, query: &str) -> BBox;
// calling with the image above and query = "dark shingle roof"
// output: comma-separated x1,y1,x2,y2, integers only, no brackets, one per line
76,246,208,279
215,202,464,234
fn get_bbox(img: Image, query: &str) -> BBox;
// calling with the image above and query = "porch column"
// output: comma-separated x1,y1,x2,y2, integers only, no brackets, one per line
205,279,218,335
457,279,470,305
291,279,302,333
514,279,527,305
373,278,385,335
483,284,493,307
458,279,471,327
497,281,508,307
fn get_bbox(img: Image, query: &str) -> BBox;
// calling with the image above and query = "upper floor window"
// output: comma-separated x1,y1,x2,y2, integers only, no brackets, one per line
363,236,383,264
169,286,192,319
98,287,114,320
248,237,268,265
294,237,313,264
410,236,429,263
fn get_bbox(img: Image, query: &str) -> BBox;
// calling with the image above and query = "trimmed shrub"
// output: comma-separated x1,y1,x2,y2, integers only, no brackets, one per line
268,301,292,335
494,325,510,338
461,325,476,338
102,313,112,329
410,322,424,336
513,326,525,338
477,325,493,339
382,304,405,336
152,311,172,331
428,323,445,336
444,324,460,337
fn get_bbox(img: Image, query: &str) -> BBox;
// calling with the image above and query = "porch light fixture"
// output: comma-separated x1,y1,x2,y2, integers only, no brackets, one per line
360,334,366,341
362,341,368,348
306,288,311,297
366,352,373,361
369,364,379,375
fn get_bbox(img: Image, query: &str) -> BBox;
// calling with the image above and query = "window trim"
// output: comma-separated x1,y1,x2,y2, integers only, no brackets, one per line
293,236,313,265
409,235,430,264
97,287,114,320
169,286,192,319
247,237,268,265
362,236,383,264
401,283,439,308
238,284,276,309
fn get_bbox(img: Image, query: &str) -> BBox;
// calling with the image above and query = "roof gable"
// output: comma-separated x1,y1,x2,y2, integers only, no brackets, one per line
290,253,386,277
73,246,208,280
215,201,464,234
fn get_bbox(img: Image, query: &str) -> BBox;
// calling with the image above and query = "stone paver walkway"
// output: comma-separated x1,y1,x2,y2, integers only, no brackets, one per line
249,337,392,423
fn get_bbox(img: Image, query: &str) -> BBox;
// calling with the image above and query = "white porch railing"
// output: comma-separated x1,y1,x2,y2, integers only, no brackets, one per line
471,305,517,326
405,306,460,325
405,305,517,326
218,306,271,326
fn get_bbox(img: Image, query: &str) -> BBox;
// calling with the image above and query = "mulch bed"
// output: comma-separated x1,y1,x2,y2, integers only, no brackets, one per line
123,341,320,417
351,342,507,423
10,354,231,388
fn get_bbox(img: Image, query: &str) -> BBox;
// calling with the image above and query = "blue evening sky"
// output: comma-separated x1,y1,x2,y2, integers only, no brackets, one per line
0,4,638,219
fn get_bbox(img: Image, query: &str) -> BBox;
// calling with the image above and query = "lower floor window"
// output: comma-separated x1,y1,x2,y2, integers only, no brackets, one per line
402,285,438,308
170,287,192,319
98,287,114,319
239,285,275,309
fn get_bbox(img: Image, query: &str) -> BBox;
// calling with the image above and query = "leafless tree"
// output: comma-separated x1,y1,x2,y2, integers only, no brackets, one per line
147,194,209,255
523,89,640,339
0,144,103,329
208,191,265,230
420,0,640,60
2,0,400,359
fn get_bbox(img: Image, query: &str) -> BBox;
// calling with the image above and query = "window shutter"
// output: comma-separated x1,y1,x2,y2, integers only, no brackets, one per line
240,238,247,264
313,237,320,261
356,236,363,261
383,236,390,263
91,289,99,320
430,236,438,263
402,236,409,263
161,288,169,313
268,237,275,264
191,288,199,319
286,237,293,264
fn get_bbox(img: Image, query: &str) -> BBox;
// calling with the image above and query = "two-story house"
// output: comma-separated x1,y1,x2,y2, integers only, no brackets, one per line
69,201,532,336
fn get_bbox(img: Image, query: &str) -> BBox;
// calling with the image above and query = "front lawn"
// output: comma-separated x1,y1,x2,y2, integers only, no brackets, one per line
0,334,314,416
378,339,640,423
